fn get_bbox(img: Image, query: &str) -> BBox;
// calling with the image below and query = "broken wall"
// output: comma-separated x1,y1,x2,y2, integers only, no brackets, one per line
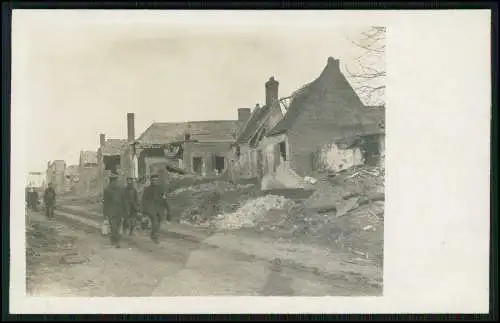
46,162,66,194
260,161,313,191
314,142,364,173
76,164,100,195
259,133,290,178
228,143,260,180
183,141,232,176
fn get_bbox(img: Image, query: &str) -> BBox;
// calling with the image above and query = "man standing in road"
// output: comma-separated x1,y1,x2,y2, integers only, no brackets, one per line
122,177,139,236
141,174,171,244
103,173,124,248
43,183,56,218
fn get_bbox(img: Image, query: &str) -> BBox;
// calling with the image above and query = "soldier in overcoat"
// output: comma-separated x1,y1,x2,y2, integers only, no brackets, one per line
141,174,171,244
122,177,139,236
103,173,124,248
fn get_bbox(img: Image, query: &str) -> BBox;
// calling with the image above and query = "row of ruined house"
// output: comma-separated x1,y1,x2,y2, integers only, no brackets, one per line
46,56,385,195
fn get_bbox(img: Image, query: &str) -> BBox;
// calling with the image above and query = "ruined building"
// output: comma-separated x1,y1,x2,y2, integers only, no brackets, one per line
46,160,66,194
229,57,385,186
97,133,127,190
76,150,99,195
120,112,241,183
228,76,284,180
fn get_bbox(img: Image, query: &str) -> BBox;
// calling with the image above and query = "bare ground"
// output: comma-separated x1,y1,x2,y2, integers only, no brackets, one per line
26,210,380,297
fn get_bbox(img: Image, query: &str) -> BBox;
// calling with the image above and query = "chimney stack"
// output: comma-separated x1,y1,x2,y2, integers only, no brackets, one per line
237,108,251,124
327,56,340,69
99,133,106,147
265,77,279,106
127,113,135,143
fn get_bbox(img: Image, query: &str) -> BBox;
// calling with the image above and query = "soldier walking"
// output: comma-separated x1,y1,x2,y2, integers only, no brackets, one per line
141,174,171,244
43,183,56,218
103,173,124,248
29,188,39,212
122,177,139,236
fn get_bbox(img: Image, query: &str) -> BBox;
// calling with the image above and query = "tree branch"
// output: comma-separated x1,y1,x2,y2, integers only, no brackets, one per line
345,26,387,105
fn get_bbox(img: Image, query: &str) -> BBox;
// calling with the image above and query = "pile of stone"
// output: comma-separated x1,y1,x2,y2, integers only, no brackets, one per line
177,163,385,261
210,195,291,230
176,179,259,226
250,164,385,261
170,181,254,195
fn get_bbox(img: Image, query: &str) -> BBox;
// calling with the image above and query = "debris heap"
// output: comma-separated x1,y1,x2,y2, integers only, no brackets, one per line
210,195,291,230
203,164,385,262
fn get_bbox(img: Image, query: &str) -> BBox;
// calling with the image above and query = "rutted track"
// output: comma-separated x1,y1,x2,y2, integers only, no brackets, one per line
51,204,382,292
47,208,207,264
56,205,205,244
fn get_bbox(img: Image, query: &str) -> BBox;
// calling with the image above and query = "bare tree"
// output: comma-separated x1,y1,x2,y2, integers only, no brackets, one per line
346,26,386,106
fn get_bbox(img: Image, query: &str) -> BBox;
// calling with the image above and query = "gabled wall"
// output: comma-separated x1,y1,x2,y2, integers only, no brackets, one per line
286,59,369,176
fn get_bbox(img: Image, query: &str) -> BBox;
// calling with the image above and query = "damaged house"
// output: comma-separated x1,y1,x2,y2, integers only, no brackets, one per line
120,112,240,183
46,160,66,194
230,56,385,188
228,77,284,180
97,134,127,188
77,150,99,194
261,57,385,183
311,106,385,173
64,165,79,193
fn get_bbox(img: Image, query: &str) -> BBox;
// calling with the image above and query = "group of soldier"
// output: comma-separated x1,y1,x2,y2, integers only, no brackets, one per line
103,173,172,248
25,183,57,219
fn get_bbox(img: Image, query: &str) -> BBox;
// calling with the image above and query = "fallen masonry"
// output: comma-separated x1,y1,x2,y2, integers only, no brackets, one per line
171,164,384,264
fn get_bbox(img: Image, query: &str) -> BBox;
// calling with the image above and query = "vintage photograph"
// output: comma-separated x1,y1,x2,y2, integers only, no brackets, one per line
18,11,386,297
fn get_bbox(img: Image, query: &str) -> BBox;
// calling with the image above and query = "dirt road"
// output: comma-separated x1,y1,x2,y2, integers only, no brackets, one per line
26,210,379,296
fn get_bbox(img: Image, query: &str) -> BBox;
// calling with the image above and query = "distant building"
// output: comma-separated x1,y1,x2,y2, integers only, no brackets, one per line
46,160,66,194
77,150,99,195
64,165,79,193
26,171,46,189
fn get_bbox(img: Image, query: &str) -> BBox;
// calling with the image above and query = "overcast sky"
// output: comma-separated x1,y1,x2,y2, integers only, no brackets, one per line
12,10,377,172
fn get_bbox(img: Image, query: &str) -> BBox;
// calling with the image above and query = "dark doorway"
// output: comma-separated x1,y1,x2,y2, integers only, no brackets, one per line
193,157,203,174
257,150,263,178
103,155,121,173
215,156,225,173
279,141,287,161
361,135,381,166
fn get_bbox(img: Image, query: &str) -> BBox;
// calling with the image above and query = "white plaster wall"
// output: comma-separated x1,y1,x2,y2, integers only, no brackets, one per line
260,133,289,177
318,142,364,173
379,134,386,157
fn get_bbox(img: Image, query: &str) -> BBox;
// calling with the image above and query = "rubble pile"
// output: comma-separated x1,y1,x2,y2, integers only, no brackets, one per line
174,180,259,225
250,164,385,261
209,195,291,230
170,181,254,195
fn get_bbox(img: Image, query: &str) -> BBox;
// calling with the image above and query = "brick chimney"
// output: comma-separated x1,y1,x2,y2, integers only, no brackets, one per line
237,108,251,124
327,56,340,69
127,113,135,142
265,77,279,106
99,133,106,147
